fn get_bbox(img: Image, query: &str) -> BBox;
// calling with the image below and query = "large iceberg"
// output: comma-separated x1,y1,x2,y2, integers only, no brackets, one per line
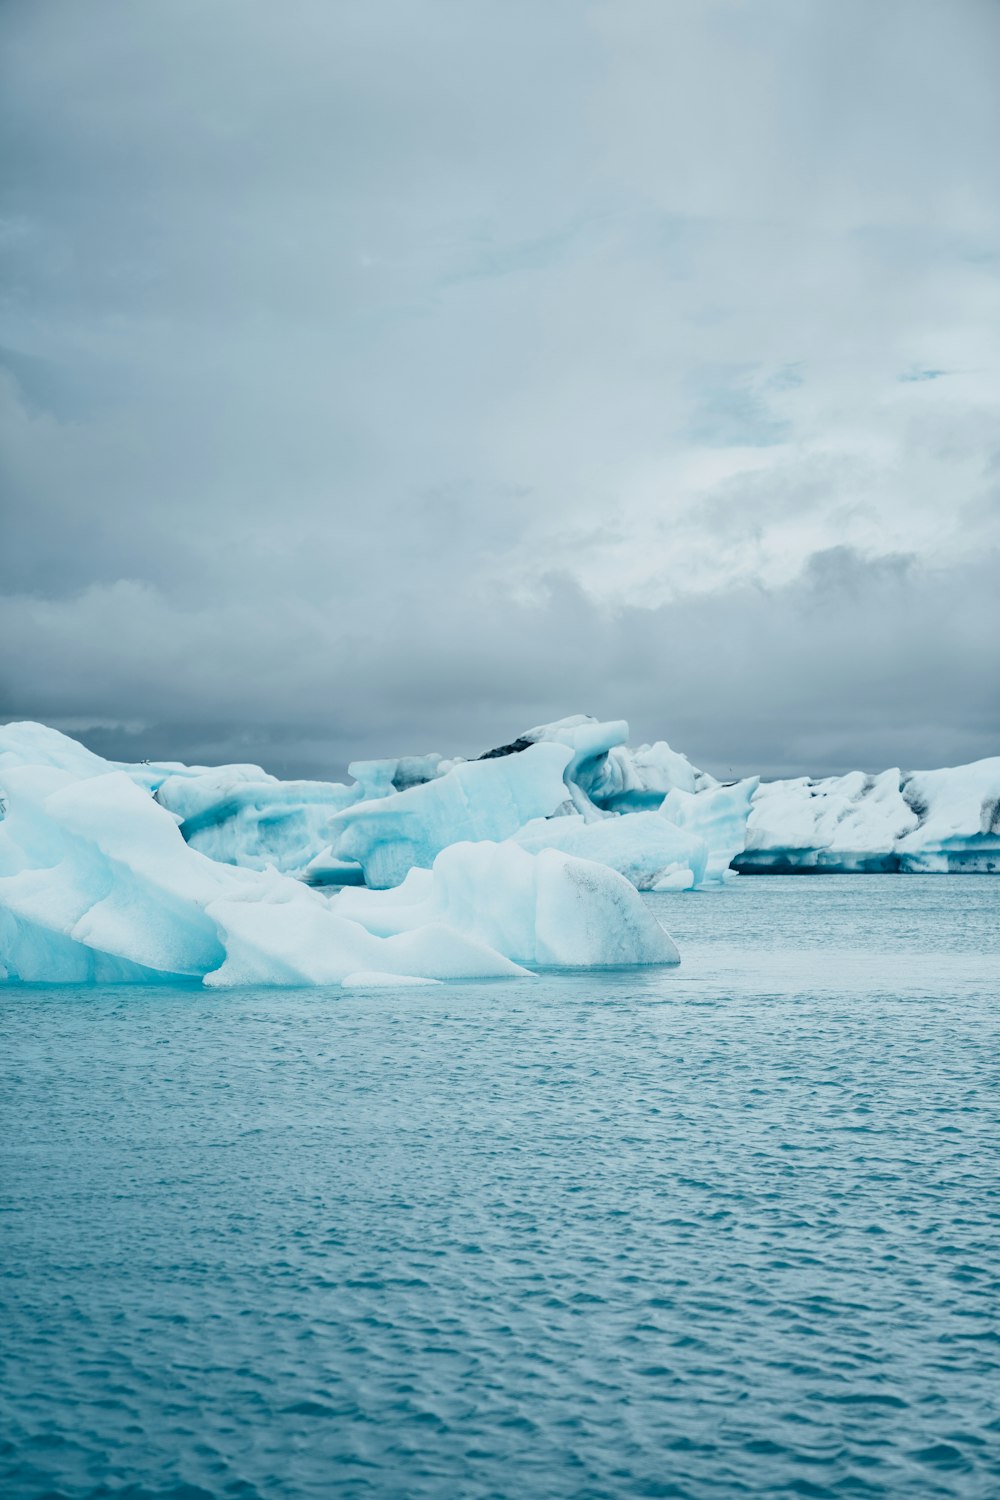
105,716,716,892
317,717,715,891
733,762,1000,873
0,723,677,986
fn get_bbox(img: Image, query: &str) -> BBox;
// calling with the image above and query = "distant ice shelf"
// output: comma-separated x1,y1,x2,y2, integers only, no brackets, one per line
734,763,1000,874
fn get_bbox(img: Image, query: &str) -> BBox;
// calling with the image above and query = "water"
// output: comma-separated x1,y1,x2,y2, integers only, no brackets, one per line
2,876,999,1500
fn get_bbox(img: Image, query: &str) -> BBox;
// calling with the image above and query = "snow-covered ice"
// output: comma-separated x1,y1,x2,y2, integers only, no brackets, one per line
736,762,1000,873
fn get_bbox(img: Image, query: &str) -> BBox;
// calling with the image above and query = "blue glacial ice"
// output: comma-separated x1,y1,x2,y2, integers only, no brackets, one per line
324,741,574,888
487,714,709,812
306,713,998,888
0,723,676,986
1,712,996,991
660,778,760,884
319,718,712,890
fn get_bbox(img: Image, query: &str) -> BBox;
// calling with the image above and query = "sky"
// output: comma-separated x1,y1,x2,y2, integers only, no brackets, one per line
2,0,999,780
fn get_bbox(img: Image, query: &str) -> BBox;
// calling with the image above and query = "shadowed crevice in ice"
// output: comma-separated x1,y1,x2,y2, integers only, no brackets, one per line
478,736,536,760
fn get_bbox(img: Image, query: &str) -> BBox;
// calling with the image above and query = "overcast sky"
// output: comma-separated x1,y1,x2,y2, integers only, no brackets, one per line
2,0,998,780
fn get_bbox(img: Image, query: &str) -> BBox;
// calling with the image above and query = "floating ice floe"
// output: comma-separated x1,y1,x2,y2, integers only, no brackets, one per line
0,723,677,986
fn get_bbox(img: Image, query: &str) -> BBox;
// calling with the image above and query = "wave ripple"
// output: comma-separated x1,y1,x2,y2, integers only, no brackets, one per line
2,877,999,1499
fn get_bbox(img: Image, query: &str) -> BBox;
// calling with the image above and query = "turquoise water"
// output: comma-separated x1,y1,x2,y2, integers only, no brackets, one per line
2,876,999,1500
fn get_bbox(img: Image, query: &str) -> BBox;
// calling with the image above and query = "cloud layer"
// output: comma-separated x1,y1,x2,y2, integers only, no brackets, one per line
2,0,998,776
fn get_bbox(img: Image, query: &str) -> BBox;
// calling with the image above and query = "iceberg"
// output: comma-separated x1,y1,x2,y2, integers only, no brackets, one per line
661,779,760,884
478,715,708,812
2,711,995,977
894,763,1000,872
734,761,1000,874
513,810,709,891
0,723,678,986
319,717,719,891
734,769,916,873
156,770,359,875
335,841,680,967
325,741,574,888
76,741,367,879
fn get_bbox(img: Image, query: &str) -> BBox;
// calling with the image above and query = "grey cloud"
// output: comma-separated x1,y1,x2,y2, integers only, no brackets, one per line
1,1,998,777
2,548,997,781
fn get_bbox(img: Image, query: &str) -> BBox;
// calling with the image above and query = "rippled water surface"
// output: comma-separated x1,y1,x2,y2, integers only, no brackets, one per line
2,876,999,1499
